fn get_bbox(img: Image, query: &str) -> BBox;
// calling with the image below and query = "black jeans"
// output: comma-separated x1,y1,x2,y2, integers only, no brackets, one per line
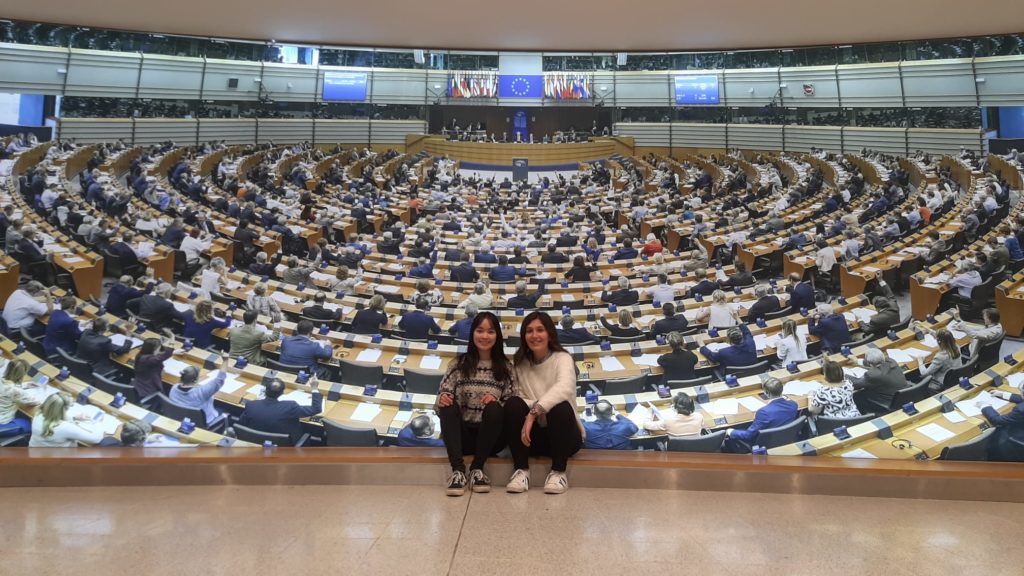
438,402,505,473
503,397,582,472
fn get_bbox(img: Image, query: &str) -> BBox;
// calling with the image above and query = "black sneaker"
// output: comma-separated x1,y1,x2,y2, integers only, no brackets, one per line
470,469,491,493
446,470,467,496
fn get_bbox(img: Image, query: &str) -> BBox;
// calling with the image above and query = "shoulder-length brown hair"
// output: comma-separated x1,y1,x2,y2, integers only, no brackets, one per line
513,311,567,366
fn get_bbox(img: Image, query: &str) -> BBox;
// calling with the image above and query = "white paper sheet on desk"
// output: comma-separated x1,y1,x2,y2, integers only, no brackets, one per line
702,398,739,415
217,374,247,395
224,280,242,290
161,358,192,376
599,356,626,372
924,273,951,285
949,328,966,340
274,264,288,274
420,355,443,370
62,256,85,263
557,294,574,302
279,390,313,406
943,411,967,424
145,435,197,448
536,272,552,280
849,308,875,324
682,309,699,321
287,225,303,236
172,301,191,313
270,291,297,304
351,402,382,422
715,269,728,282
703,342,729,352
901,247,929,256
245,383,265,398
120,403,150,420
753,333,781,351
860,266,880,273
737,396,766,412
1005,373,1024,389
356,348,382,363
955,391,1008,418
917,422,956,443
110,334,144,349
374,284,401,294
782,380,822,396
886,349,916,364
18,384,60,405
394,410,413,422
626,404,650,427
134,242,155,259
632,353,661,367
920,334,939,349
322,302,341,311
903,347,932,359
636,315,658,325
841,448,878,459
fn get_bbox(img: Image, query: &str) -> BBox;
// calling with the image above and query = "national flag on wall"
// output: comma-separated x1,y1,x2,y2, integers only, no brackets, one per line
448,72,497,98
543,73,592,100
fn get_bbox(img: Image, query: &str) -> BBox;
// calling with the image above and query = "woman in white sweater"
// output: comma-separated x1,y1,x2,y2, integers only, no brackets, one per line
775,319,809,364
504,311,583,494
29,393,108,448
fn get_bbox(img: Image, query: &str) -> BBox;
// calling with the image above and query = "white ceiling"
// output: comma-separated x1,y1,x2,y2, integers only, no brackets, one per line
2,0,1023,52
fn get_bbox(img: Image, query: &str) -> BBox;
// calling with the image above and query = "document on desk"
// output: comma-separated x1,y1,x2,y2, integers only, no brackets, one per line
902,347,932,360
782,380,823,396
599,356,626,372
1005,373,1024,389
917,423,956,443
702,398,739,415
172,301,192,313
841,448,878,459
626,404,650,427
703,342,729,353
271,291,297,304
920,334,939,349
849,308,875,324
943,411,967,424
245,383,265,398
217,374,247,395
120,404,150,420
356,348,383,363
419,355,444,370
279,390,313,406
955,391,1008,418
310,271,334,283
351,402,382,422
886,349,915,364
632,354,661,367
110,334,144,349
949,328,966,340
162,358,193,376
374,284,401,294
753,333,781,351
924,273,951,285
62,256,85,264
737,396,766,412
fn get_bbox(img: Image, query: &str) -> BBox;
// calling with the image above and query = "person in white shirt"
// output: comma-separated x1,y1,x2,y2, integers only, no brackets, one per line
948,261,982,299
814,238,837,274
644,273,676,305
504,311,582,495
29,392,108,447
840,229,860,261
40,187,60,210
458,282,493,310
775,319,808,364
2,281,53,336
696,290,739,330
180,228,212,265
643,392,704,437
199,257,228,297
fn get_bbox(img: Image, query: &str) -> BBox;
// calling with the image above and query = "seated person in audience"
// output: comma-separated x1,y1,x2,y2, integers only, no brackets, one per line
98,420,152,447
329,265,360,295
505,278,546,309
450,253,479,283
600,276,639,307
861,280,900,337
238,377,323,445
786,272,816,313
109,232,142,269
302,291,343,322
582,400,638,450
809,359,861,418
0,359,40,436
839,229,860,261
564,255,597,283
556,314,600,345
229,310,280,366
473,244,498,264
448,304,479,341
687,268,718,299
246,282,283,323
3,281,54,337
723,377,798,453
974,251,998,281
458,281,493,310
849,348,908,410
611,239,639,261
279,320,334,377
600,309,642,338
170,354,230,425
489,255,525,283
105,275,146,318
182,299,231,350
16,227,48,265
987,235,1010,271
923,231,946,265
376,231,402,256
160,218,186,249
282,256,316,286
409,254,438,279
775,319,808,365
351,295,389,335
981,387,1024,462
397,415,444,448
717,261,754,289
540,243,570,264
645,273,676,305
860,224,883,254
29,392,113,447
808,303,851,353
912,328,963,391
1000,224,1023,261
641,233,663,257
696,290,739,330
644,391,704,437
77,316,133,376
42,295,82,357
131,283,186,331
248,252,278,278
399,297,442,340
658,332,698,383
949,308,1004,359
948,260,982,301
651,302,689,338
700,324,756,371
747,284,781,323
508,246,531,266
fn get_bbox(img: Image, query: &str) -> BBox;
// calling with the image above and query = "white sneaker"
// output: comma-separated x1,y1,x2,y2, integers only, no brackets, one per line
505,468,530,493
544,471,568,494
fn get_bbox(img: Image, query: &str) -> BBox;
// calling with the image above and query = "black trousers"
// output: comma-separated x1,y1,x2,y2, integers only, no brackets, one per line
438,402,505,473
503,397,582,472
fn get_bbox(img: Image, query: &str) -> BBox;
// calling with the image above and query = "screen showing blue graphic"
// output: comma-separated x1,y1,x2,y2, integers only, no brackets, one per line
322,72,368,101
499,75,544,98
674,75,720,105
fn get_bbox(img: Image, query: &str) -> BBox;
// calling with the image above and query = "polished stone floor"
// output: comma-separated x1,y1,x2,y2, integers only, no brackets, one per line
2,484,1021,576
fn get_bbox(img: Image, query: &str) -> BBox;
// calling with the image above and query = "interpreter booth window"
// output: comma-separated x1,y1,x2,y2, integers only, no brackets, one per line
58,97,199,119
240,101,314,119
782,108,848,126
780,46,839,68
542,55,602,72
616,54,672,71
669,52,725,71
617,107,674,123
902,38,977,61
443,53,500,71
975,34,1024,57
372,50,421,70
837,42,902,65
907,107,982,130
674,107,730,124
319,49,375,68
723,50,782,70
845,108,910,128
315,103,371,120
728,107,787,125
370,105,425,121
202,39,265,62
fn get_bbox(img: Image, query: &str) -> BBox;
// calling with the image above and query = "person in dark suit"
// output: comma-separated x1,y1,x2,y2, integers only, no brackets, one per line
16,228,47,265
507,280,544,309
488,255,525,283
42,295,82,357
786,272,816,313
105,275,146,318
651,302,689,337
700,324,757,371
447,304,478,341
160,218,186,249
449,253,479,283
376,231,402,256
808,303,852,353
747,285,781,323
982,388,1024,462
717,261,755,289
279,320,334,377
76,317,133,377
443,247,465,262
350,295,389,335
396,415,445,447
109,233,141,269
301,291,343,322
563,255,597,283
688,269,718,299
724,377,799,453
600,309,642,338
473,246,498,264
238,378,323,444
398,297,442,340
131,283,185,331
612,239,639,261
540,244,570,264
862,280,900,337
658,331,698,383
556,314,599,345
600,277,640,306
849,348,908,411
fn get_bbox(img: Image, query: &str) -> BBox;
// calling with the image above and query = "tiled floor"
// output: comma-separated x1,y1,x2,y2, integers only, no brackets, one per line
3,485,1021,576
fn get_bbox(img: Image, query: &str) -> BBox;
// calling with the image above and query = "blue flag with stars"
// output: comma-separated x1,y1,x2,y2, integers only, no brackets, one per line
499,75,544,98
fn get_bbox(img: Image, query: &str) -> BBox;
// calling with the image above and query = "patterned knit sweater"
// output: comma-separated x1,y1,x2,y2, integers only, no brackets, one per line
436,358,515,424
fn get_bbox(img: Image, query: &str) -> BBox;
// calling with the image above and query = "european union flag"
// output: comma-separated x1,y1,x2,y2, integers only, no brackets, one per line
499,75,544,98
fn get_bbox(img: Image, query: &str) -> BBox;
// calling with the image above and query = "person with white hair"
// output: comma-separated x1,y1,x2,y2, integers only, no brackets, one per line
696,290,739,330
600,276,639,306
199,257,228,297
458,281,493,310
849,347,909,410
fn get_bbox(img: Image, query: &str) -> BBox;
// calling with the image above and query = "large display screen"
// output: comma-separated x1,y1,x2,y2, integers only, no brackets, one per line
322,71,368,101
674,75,720,105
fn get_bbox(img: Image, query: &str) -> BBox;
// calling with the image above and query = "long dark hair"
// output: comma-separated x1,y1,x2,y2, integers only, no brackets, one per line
453,312,512,383
513,311,567,366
